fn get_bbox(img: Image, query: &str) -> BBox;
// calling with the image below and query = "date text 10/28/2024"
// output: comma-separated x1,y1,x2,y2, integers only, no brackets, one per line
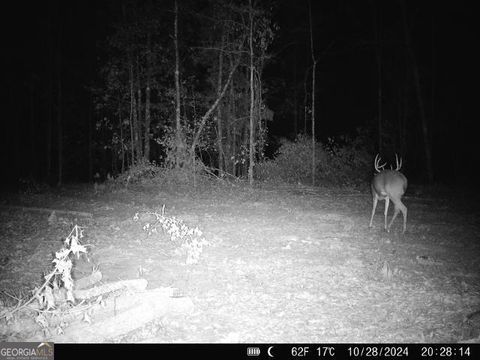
284,345,474,358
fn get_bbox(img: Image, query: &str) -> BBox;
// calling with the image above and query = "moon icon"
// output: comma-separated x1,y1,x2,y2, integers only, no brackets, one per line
267,346,274,357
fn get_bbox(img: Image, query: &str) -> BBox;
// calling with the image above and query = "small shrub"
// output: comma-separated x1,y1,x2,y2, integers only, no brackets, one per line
256,134,327,184
112,159,160,187
0,225,87,330
135,207,210,265
321,132,371,186
254,160,282,183
255,134,324,184
256,129,371,187
18,177,49,194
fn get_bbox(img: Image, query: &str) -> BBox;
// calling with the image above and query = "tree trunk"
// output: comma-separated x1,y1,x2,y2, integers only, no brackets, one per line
129,60,136,166
430,10,436,159
293,47,298,136
56,51,63,186
308,0,316,186
400,82,408,155
119,102,125,173
229,73,236,176
311,61,316,186
370,0,383,153
248,0,255,186
132,63,139,164
136,57,143,160
144,36,152,161
55,3,63,186
190,58,240,157
29,81,35,178
174,0,183,167
241,125,249,177
216,34,225,174
400,0,434,183
45,0,53,183
256,81,265,162
46,75,52,182
303,68,309,135
88,97,93,181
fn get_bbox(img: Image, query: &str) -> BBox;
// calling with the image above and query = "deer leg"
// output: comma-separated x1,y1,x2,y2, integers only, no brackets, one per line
396,201,407,233
388,199,407,233
369,195,378,228
402,205,407,233
387,206,399,232
384,197,390,231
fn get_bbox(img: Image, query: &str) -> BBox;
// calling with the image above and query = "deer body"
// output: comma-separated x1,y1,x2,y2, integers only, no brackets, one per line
369,154,408,233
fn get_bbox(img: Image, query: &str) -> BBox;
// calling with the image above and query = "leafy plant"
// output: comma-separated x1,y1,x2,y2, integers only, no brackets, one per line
113,159,160,187
256,129,371,187
135,206,210,265
320,130,371,186
0,225,88,329
255,134,326,184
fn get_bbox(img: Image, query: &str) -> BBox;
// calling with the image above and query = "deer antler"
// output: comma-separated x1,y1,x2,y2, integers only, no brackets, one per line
374,154,386,173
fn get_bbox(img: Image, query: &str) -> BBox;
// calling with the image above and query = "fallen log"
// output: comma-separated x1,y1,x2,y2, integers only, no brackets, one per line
0,205,93,219
25,287,194,343
73,278,148,300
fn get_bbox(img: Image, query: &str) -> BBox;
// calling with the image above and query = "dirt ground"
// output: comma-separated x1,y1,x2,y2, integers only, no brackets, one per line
1,181,479,343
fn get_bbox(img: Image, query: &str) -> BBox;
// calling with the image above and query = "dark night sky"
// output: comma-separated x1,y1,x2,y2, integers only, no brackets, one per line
2,0,476,185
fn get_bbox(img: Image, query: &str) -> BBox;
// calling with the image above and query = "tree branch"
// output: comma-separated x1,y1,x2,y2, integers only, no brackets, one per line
190,57,241,154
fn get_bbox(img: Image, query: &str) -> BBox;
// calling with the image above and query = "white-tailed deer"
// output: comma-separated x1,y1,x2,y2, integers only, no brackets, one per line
369,154,408,233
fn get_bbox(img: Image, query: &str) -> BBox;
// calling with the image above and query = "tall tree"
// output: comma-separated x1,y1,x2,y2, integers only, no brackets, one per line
174,0,183,166
248,0,255,185
144,32,152,161
216,33,226,174
129,57,137,165
308,0,317,186
370,0,383,154
400,1,433,183
56,21,63,186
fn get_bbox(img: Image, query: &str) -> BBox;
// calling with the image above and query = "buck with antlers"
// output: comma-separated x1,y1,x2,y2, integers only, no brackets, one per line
369,154,408,233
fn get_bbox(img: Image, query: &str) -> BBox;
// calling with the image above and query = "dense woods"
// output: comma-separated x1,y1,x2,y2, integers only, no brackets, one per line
2,0,475,187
